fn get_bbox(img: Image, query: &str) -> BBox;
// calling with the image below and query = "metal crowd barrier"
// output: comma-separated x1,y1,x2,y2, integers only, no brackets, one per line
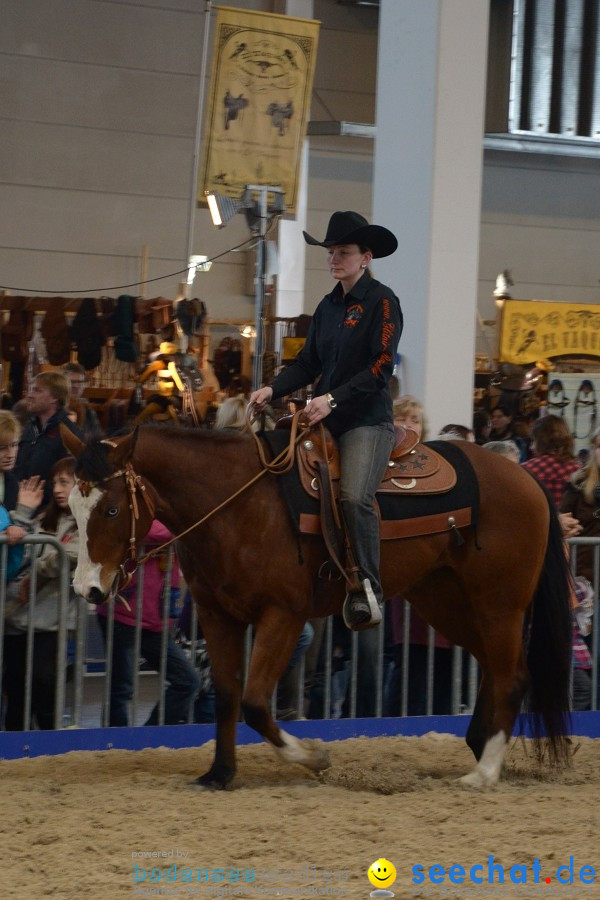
1,537,599,732
0,534,74,730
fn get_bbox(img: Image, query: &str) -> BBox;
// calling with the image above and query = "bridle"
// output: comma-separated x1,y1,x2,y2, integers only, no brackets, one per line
76,412,309,596
76,460,157,594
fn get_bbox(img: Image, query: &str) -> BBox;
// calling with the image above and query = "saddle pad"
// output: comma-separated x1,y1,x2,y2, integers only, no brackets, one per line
261,434,480,541
376,440,479,537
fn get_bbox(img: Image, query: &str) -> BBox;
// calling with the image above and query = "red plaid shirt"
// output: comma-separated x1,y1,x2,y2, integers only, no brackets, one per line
572,624,592,669
521,454,579,507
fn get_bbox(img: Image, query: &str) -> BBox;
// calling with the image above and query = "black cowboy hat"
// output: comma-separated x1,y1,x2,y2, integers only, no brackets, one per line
302,210,398,259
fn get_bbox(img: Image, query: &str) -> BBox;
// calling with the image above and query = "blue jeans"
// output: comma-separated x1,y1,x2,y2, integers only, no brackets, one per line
288,621,314,671
98,617,200,727
338,423,395,603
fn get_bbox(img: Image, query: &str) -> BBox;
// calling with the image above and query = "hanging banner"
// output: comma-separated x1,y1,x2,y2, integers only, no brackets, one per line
199,5,320,214
500,299,600,364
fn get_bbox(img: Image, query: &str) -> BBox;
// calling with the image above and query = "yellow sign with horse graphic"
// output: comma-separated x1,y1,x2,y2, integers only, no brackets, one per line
499,299,600,364
199,6,320,213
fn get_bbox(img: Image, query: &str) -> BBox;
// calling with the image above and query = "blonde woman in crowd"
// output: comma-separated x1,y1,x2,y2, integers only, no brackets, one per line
392,395,428,440
0,410,45,579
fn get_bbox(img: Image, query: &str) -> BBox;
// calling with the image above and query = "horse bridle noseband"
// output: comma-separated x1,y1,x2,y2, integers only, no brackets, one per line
77,460,157,594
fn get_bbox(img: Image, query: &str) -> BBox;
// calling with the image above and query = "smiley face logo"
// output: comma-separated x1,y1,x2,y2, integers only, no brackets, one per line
367,858,397,889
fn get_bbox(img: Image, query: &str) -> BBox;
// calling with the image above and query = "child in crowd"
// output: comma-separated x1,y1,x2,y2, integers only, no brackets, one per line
96,519,200,727
0,410,42,581
3,457,79,730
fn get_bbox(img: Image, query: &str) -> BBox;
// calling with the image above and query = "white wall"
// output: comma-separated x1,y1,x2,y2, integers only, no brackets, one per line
0,0,270,308
2,0,599,372
479,149,600,310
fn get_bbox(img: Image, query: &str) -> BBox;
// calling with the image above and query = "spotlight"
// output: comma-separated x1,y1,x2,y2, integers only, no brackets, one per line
205,191,241,228
186,254,212,285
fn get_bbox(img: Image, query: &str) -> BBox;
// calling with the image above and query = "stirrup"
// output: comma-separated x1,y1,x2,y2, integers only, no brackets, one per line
342,578,382,631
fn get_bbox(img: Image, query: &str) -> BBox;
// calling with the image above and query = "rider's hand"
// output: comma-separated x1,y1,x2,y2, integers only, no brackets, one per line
250,386,273,411
302,395,331,427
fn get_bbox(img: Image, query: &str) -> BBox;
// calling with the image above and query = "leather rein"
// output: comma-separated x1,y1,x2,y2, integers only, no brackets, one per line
78,412,309,594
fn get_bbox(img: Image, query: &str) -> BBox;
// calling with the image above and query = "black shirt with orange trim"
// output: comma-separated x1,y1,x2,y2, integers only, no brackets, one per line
269,271,403,437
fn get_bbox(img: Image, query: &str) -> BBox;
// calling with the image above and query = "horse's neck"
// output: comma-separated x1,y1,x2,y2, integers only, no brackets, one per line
135,429,257,528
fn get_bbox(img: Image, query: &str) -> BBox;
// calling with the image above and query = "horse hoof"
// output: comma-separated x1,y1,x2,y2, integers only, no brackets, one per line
457,769,496,790
302,739,331,773
190,779,226,791
191,768,234,791
273,732,331,773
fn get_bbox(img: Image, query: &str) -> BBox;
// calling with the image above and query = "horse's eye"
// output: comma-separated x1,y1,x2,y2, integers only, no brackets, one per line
106,506,120,518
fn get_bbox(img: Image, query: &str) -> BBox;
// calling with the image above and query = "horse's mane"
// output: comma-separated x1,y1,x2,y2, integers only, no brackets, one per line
139,423,252,444
76,424,253,483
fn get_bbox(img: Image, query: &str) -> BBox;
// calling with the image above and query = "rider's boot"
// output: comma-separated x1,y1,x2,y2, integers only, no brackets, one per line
342,577,382,631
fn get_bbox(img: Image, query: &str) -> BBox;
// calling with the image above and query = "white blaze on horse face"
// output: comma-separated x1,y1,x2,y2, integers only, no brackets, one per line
69,483,105,598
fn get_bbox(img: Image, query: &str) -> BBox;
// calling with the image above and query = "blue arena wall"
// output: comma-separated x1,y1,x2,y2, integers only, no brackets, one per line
1,712,599,760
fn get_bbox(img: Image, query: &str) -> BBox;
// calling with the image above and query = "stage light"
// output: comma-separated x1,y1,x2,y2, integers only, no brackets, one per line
186,254,212,285
205,191,241,228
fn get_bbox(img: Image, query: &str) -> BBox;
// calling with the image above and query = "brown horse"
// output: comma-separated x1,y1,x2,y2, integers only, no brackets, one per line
63,424,572,790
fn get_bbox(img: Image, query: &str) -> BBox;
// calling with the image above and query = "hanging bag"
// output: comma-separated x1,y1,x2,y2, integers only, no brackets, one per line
114,295,138,363
1,300,34,364
176,298,206,337
70,298,106,371
41,303,71,365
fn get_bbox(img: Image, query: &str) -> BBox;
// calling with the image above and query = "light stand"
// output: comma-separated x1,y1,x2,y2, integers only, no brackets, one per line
206,184,285,390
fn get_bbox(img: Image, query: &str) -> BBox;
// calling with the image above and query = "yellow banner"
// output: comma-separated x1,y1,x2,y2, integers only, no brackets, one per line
199,6,320,213
500,299,600,364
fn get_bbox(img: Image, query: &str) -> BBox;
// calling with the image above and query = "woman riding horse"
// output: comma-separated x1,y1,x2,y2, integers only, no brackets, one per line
251,210,402,633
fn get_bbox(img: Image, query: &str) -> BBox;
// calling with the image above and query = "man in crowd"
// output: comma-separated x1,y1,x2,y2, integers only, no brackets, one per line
15,370,84,507
62,362,104,441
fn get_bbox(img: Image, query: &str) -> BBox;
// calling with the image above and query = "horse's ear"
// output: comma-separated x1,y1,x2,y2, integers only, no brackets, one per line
60,423,86,459
109,427,140,467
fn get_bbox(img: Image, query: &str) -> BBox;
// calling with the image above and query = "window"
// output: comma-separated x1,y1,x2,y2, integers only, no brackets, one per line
487,0,600,140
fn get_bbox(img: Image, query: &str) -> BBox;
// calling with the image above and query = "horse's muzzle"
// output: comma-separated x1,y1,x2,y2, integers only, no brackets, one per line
87,586,106,605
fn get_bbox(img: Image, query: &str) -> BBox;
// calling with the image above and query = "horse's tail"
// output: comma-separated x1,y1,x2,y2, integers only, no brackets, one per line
524,493,572,762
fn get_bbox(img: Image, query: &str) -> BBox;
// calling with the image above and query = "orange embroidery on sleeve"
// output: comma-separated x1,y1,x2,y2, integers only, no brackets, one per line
371,297,395,378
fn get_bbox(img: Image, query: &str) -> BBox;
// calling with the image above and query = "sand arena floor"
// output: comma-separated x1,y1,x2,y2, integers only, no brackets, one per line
1,732,598,899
